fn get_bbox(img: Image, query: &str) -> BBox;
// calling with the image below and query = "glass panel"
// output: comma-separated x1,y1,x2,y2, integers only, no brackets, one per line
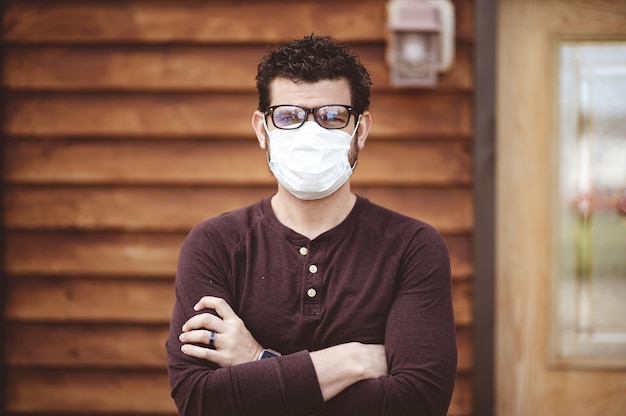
553,41,626,368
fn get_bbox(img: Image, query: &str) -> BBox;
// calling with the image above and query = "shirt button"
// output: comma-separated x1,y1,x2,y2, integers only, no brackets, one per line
308,264,318,273
307,288,317,298
299,247,308,256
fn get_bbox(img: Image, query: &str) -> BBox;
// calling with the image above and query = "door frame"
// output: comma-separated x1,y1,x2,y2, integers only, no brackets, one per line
473,0,497,415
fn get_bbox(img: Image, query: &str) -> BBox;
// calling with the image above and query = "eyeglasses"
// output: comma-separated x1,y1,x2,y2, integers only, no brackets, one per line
265,104,355,130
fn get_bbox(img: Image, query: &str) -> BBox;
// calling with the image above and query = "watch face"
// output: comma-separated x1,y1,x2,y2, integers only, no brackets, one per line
260,349,280,359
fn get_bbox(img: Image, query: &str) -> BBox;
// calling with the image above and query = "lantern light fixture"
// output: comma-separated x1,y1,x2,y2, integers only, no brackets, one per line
386,0,455,87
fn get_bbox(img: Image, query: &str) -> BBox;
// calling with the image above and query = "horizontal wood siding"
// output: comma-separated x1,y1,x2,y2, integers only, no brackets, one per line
3,44,473,91
1,1,475,414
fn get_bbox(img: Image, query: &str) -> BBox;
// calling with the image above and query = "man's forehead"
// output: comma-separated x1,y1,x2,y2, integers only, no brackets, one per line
269,77,351,104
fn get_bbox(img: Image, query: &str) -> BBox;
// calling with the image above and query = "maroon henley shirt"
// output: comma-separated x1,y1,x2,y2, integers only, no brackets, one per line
166,196,457,416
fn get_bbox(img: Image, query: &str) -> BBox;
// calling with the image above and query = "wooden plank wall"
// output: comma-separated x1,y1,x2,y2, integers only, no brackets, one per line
1,1,475,414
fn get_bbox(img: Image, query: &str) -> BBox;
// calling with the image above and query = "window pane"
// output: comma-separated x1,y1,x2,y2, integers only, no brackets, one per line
553,41,626,368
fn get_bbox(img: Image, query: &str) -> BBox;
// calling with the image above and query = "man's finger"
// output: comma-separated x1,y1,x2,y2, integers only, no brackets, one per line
194,296,238,320
181,343,219,361
182,312,225,333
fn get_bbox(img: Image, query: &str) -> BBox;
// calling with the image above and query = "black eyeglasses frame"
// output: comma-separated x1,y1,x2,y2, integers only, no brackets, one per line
265,104,356,130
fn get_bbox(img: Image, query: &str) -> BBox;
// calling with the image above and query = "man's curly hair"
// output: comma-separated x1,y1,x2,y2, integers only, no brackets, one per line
255,34,372,116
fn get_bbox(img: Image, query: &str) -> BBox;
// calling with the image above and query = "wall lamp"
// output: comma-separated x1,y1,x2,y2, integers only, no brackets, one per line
386,0,455,87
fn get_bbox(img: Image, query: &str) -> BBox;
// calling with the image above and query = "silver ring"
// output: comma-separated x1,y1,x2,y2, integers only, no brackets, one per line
208,331,216,349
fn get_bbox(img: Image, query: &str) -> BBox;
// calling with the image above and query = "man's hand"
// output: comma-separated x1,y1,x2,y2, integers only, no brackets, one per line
310,342,388,402
179,296,263,367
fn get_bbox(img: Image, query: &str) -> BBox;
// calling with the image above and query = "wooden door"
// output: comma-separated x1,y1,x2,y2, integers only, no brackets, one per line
496,0,626,414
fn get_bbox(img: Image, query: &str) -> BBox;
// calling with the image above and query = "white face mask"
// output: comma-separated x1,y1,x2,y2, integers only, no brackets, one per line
264,119,359,200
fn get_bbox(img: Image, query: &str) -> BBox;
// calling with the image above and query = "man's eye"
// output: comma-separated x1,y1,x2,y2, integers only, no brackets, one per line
327,113,346,122
319,110,348,126
276,111,302,123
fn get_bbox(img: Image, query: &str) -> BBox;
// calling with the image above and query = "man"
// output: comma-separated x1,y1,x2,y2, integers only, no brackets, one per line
166,34,457,416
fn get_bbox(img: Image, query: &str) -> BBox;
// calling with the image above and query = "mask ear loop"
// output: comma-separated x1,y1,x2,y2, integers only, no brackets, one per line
262,114,273,166
348,114,362,171
351,114,362,140
262,113,271,136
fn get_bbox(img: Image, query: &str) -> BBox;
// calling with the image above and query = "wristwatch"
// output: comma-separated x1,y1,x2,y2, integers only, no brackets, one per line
257,348,282,360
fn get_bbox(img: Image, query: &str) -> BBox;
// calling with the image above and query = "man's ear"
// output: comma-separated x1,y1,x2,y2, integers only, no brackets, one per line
356,111,372,150
252,111,268,150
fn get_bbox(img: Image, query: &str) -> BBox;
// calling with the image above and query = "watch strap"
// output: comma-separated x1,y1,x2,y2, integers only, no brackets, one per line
257,348,282,360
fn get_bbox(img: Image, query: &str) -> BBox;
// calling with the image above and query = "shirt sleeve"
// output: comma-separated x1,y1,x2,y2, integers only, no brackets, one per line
318,225,458,416
165,224,326,416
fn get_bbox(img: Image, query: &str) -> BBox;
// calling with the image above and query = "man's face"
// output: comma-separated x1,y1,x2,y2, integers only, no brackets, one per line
252,78,370,166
